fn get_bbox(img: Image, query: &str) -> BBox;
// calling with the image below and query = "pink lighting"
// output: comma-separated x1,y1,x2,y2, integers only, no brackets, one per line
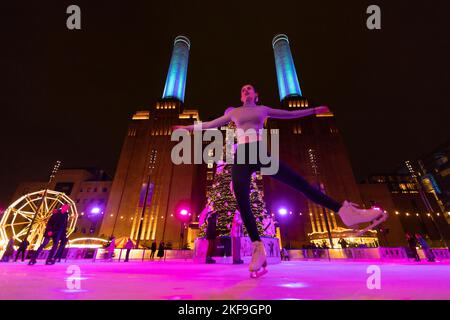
180,209,188,216
278,208,288,216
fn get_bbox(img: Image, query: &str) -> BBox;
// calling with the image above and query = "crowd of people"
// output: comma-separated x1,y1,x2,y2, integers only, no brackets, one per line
1,204,70,265
0,204,440,265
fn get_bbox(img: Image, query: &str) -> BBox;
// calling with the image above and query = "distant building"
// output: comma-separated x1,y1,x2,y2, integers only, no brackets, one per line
362,171,450,246
415,140,450,213
10,168,112,238
98,36,205,249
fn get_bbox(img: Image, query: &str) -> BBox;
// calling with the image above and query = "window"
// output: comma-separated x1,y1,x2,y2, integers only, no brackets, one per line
55,182,74,195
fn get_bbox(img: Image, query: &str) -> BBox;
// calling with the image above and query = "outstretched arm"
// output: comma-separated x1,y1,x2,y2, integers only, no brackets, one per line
264,106,330,119
173,113,232,131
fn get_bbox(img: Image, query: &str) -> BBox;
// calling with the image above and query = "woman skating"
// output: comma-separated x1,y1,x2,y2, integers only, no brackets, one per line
174,84,387,278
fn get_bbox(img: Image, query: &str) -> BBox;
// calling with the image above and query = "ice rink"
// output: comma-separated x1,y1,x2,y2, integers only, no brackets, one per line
1,260,449,300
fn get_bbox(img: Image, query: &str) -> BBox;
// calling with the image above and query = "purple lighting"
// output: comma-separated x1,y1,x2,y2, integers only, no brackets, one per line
91,207,101,214
278,208,288,216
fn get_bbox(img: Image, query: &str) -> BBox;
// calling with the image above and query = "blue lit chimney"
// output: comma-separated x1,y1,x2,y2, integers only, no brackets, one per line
272,34,302,101
162,36,191,103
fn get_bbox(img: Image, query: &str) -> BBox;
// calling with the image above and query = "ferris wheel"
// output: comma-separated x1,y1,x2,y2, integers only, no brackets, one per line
0,190,78,249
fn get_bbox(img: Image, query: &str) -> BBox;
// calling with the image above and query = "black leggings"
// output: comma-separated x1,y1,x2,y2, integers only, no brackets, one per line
231,142,342,242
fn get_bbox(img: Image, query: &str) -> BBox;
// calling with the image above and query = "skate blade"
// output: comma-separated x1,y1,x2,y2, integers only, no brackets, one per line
250,268,268,279
355,212,388,236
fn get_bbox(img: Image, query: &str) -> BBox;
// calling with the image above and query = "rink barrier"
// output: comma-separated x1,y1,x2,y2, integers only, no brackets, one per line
13,246,450,262
193,236,281,264
288,247,450,261
93,248,193,262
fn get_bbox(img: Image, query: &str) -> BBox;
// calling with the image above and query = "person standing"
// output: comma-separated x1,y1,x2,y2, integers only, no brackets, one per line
54,235,68,263
54,205,70,263
406,233,420,262
105,236,116,261
231,210,244,264
338,238,348,249
14,239,29,262
29,204,70,265
174,84,388,278
268,241,274,257
157,241,165,260
338,238,351,258
199,203,217,264
205,211,218,264
1,238,15,262
416,234,435,262
281,247,289,261
124,238,134,262
150,240,157,260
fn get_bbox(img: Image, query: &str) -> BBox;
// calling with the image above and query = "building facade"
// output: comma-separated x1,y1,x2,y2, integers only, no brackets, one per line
10,168,112,238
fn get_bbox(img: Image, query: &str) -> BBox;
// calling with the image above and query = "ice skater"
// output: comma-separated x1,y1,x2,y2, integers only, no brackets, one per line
123,238,134,262
174,84,388,278
150,240,157,259
29,204,70,265
14,238,29,262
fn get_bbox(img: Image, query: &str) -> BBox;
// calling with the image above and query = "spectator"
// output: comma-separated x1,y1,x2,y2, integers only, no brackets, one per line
415,234,435,262
124,238,134,262
150,240,157,260
406,233,420,262
1,238,15,262
157,241,165,260
281,247,290,261
105,236,116,261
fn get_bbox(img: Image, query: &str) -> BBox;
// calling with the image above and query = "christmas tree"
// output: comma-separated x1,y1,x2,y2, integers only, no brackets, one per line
199,122,270,237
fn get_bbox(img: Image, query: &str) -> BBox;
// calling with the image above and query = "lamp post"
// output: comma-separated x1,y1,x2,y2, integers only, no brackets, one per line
24,160,61,247
278,208,290,248
135,149,157,249
428,212,448,249
308,148,334,248
177,208,190,250
135,174,152,249
406,161,448,248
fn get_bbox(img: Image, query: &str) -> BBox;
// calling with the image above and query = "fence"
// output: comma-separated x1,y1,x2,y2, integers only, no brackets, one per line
288,247,450,261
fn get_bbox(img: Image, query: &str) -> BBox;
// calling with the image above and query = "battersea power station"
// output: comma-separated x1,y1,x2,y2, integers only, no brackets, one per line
94,34,406,249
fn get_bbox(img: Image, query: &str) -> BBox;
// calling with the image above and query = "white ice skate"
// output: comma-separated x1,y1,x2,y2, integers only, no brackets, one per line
338,201,388,236
249,241,268,278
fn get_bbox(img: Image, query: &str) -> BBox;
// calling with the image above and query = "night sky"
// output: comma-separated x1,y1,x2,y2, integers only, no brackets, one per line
1,0,449,208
